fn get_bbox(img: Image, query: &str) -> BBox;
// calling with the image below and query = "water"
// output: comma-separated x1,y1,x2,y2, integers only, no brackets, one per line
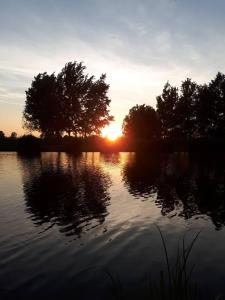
1,152,225,299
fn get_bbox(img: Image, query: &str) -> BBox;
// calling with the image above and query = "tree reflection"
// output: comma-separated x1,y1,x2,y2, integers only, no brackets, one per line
100,152,121,165
123,153,225,229
20,153,111,237
123,153,160,198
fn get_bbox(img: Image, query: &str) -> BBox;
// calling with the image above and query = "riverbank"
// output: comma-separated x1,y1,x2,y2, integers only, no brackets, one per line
1,136,225,153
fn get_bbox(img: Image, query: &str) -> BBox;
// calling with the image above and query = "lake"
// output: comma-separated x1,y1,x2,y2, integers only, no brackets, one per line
1,152,225,299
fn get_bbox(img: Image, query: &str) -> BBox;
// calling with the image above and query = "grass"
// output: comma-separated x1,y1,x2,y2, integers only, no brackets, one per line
144,227,200,300
106,228,223,300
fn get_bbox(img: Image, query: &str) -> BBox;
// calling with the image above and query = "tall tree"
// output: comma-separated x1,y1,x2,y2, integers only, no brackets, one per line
208,72,225,137
10,132,17,139
177,78,198,139
23,61,113,137
122,104,161,139
195,83,214,138
57,62,92,136
0,131,5,139
80,74,114,137
194,73,225,139
156,82,179,138
57,61,113,137
23,73,63,137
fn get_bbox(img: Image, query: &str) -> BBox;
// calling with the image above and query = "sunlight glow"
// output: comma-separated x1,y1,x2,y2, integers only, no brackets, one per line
101,124,122,141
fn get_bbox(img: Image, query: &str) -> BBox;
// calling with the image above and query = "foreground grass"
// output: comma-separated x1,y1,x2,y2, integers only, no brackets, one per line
106,228,223,300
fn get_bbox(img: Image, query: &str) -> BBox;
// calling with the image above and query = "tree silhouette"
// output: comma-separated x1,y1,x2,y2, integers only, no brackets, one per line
156,73,225,141
57,61,92,136
57,61,113,137
177,78,198,139
79,73,114,137
0,131,5,139
156,82,179,138
24,73,63,137
208,72,225,137
10,132,17,139
23,61,113,138
195,83,214,138
122,104,161,139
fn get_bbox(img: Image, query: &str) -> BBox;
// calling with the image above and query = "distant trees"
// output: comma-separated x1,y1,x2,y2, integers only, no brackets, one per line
122,104,161,139
22,67,225,143
0,131,17,139
156,79,198,139
23,61,113,137
157,72,225,140
10,132,17,139
0,131,5,139
122,72,225,143
156,82,179,138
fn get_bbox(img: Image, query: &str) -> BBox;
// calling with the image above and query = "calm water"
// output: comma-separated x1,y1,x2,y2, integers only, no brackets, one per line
1,152,225,299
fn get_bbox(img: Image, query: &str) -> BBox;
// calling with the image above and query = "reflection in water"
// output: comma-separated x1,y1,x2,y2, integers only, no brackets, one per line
100,152,121,165
2,152,225,299
123,153,225,230
123,153,160,198
19,152,225,233
19,153,111,237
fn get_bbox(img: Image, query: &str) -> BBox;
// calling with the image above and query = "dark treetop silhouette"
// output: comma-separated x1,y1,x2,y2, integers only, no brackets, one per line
22,70,225,143
23,61,113,138
120,72,225,151
156,73,225,140
122,104,161,140
2,71,225,152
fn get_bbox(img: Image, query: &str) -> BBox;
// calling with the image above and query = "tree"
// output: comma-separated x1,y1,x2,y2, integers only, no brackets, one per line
0,131,5,139
57,61,113,137
194,73,225,139
23,73,63,137
156,82,180,138
208,72,225,137
24,62,114,138
10,132,17,139
195,83,214,138
156,73,225,141
176,78,198,139
57,62,91,136
79,74,114,137
122,104,161,139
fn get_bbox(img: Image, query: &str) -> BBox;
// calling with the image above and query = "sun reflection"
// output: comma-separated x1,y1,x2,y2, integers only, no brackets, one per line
101,124,122,141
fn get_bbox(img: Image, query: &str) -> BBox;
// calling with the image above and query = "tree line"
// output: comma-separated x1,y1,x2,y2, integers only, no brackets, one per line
123,72,225,141
23,61,113,137
19,63,225,143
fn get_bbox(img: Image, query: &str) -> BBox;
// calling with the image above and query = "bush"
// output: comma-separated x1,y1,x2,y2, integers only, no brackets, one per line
17,135,41,154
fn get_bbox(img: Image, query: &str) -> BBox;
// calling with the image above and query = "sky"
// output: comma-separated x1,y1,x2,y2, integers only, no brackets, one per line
1,0,225,136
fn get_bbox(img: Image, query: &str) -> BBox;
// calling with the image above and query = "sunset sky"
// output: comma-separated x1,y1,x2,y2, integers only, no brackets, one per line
1,0,225,135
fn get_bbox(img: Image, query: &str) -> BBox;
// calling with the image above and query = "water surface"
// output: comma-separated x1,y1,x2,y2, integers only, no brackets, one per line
1,152,225,299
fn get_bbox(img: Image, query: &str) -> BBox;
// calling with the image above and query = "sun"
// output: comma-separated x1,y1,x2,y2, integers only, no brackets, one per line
101,124,122,141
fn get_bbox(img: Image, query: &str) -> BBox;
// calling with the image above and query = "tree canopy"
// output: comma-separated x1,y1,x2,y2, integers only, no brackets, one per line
23,61,113,137
122,104,161,140
24,73,62,137
0,131,5,139
122,72,225,143
156,72,225,140
23,69,225,143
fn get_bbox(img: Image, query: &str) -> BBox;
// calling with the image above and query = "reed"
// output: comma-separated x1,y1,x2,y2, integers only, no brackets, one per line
144,227,200,300
106,228,208,300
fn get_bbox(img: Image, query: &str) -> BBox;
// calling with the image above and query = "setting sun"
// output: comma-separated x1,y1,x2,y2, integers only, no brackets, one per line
101,124,122,141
